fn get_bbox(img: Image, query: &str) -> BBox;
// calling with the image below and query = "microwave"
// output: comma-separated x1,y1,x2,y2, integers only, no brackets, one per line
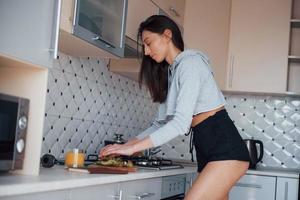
0,93,29,171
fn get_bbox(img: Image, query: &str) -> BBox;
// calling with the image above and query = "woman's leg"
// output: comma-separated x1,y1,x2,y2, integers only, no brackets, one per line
184,160,249,200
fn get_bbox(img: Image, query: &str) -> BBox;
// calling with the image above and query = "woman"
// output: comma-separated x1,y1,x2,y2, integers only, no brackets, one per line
100,15,250,200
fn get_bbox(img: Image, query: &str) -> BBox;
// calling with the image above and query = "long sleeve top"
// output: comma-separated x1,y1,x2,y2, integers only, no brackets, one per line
136,49,226,147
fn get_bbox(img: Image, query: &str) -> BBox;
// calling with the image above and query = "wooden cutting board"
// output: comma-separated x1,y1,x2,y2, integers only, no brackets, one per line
87,164,137,174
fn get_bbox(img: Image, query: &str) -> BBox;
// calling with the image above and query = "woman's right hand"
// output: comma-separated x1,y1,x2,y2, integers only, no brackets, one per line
98,144,112,159
98,138,141,158
99,143,135,158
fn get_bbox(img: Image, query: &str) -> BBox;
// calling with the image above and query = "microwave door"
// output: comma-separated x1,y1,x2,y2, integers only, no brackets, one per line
0,101,18,161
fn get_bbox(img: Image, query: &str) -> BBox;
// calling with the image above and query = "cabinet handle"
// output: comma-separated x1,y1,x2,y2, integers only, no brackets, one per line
72,0,78,26
235,183,262,189
112,189,123,200
134,192,155,199
92,35,115,48
284,182,289,200
50,0,62,59
169,6,180,17
119,0,126,48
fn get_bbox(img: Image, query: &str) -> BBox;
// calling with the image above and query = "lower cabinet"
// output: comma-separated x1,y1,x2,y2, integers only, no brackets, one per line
276,177,299,200
229,174,299,200
0,190,69,200
69,178,162,200
69,183,121,200
229,174,276,200
121,178,162,200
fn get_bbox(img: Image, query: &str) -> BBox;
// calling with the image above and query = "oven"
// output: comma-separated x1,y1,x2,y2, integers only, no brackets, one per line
161,175,186,200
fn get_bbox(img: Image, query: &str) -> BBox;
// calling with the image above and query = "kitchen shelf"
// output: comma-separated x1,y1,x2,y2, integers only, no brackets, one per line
287,0,300,93
288,55,300,62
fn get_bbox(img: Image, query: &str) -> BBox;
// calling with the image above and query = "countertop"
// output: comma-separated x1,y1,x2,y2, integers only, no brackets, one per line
0,165,197,197
0,165,299,197
247,166,300,178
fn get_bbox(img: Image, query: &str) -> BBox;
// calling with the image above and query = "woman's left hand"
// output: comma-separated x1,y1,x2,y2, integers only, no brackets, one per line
100,143,135,158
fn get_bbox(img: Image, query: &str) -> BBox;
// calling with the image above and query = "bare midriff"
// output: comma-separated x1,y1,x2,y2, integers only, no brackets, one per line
191,106,225,127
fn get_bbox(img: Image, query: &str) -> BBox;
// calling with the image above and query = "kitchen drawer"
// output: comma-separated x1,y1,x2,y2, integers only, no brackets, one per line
121,178,162,200
229,174,276,200
0,190,69,200
69,183,121,200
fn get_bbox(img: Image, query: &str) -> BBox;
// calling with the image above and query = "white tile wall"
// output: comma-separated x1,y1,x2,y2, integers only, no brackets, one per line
42,53,157,159
42,53,300,170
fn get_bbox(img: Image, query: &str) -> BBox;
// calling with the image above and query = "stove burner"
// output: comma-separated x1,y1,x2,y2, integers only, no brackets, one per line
128,156,183,170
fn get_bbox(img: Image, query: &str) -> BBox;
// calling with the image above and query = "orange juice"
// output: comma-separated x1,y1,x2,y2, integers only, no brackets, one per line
65,149,84,168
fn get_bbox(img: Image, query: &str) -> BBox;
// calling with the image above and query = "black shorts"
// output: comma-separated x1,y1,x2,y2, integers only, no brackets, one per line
192,109,250,172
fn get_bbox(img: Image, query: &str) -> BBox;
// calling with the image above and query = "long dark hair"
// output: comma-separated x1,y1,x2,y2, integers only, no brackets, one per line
137,15,184,103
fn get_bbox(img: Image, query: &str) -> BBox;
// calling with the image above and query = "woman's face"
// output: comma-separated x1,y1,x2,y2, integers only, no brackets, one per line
142,30,170,63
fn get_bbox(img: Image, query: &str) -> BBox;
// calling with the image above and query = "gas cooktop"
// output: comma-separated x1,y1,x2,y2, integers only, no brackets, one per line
128,156,184,170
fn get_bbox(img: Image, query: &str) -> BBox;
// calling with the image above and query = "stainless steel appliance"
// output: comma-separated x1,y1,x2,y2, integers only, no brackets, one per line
161,175,186,200
244,139,264,169
0,93,29,171
104,133,126,146
131,156,183,170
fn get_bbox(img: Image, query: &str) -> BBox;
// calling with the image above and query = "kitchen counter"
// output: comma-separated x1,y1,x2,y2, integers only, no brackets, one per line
248,166,300,179
0,165,299,197
0,166,197,197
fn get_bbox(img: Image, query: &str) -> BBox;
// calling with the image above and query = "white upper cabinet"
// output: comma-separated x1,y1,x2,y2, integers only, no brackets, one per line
183,0,231,89
59,0,127,58
151,0,185,27
226,0,292,93
0,0,60,68
109,0,159,81
126,0,159,41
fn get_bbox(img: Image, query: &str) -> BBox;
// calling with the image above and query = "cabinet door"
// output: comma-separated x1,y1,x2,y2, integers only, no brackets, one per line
227,0,291,93
126,0,159,41
229,174,276,200
183,0,231,89
276,177,299,200
0,190,69,200
0,0,60,68
73,0,127,57
69,183,121,200
151,0,185,26
121,178,162,200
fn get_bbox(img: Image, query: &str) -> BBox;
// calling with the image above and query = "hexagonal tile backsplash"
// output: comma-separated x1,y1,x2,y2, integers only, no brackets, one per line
42,53,300,170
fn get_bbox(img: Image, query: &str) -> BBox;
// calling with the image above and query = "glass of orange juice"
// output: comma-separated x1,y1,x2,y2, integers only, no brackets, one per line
65,148,85,168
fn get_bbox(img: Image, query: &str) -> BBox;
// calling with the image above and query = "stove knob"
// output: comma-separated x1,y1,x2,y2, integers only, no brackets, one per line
18,116,27,130
16,139,25,153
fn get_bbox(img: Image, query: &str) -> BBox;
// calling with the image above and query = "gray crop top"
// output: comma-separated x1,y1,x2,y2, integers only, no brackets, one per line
136,49,226,147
